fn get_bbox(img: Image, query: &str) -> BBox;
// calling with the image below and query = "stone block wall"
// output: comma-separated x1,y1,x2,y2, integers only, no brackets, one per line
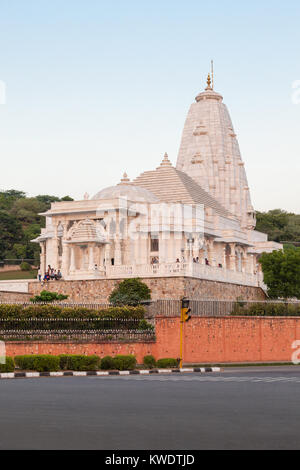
27,277,266,302
0,291,32,303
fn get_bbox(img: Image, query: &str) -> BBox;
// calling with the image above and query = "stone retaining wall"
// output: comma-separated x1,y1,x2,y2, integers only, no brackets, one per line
27,277,266,302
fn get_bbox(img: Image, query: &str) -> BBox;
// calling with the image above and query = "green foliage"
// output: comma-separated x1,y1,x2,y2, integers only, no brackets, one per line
0,304,145,320
20,261,32,271
15,355,60,372
101,356,116,370
109,278,151,306
100,355,137,370
113,355,137,371
231,302,300,316
0,189,74,261
143,355,156,369
156,358,178,369
0,357,15,373
59,355,101,371
259,248,300,299
30,290,69,303
0,210,23,259
256,209,300,243
138,319,154,331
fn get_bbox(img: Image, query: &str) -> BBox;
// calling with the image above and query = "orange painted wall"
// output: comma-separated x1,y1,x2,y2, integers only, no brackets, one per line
154,316,300,363
5,316,300,364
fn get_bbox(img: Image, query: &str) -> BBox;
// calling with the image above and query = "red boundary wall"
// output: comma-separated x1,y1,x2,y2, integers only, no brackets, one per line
5,316,300,364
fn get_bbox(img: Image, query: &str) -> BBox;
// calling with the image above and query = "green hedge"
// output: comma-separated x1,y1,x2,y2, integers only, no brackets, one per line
0,357,15,373
143,355,156,369
113,355,137,371
13,354,138,371
0,304,145,319
100,355,137,370
231,302,300,317
15,354,60,372
59,354,101,371
156,358,178,369
101,356,116,370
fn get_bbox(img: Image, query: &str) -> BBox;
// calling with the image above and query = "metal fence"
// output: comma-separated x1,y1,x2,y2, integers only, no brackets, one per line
150,299,300,317
0,317,148,331
0,330,155,342
0,317,155,341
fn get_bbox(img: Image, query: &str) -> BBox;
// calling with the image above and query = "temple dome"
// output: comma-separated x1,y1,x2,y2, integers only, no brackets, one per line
92,174,160,203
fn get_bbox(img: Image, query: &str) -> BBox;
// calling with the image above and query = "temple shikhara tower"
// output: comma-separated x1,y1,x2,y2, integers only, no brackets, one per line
177,74,255,231
32,75,282,294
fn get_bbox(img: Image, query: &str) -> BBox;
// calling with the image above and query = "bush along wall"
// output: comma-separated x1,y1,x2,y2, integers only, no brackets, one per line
0,304,146,319
231,302,300,317
0,304,154,332
12,354,138,372
2,354,181,373
0,357,15,373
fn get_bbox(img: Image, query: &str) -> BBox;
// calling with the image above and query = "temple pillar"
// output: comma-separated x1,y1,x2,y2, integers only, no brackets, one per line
88,244,95,271
81,247,88,271
53,223,60,269
207,239,216,266
114,237,122,266
40,242,46,275
229,243,236,271
69,246,76,272
104,243,111,266
61,242,69,277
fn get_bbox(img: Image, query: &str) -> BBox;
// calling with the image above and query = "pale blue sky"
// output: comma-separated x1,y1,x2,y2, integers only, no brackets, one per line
0,0,299,212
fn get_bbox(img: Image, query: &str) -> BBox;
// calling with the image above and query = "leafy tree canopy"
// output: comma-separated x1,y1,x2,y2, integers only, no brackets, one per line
259,248,300,299
0,190,73,262
256,209,300,243
109,278,151,306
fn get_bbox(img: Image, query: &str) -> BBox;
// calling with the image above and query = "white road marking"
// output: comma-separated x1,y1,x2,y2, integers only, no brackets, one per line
99,375,300,384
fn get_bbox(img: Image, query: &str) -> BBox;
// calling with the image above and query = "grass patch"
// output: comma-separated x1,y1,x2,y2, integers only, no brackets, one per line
0,270,37,280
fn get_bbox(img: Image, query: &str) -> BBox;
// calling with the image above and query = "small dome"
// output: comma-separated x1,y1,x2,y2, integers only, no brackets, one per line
92,184,160,203
69,219,106,243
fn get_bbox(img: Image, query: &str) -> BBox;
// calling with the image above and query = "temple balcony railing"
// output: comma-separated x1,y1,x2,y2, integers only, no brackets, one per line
104,262,265,288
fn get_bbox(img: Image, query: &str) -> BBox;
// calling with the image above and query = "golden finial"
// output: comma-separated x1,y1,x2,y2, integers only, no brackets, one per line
206,73,212,89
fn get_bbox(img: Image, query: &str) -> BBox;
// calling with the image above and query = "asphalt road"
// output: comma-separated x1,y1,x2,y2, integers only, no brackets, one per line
1,366,300,450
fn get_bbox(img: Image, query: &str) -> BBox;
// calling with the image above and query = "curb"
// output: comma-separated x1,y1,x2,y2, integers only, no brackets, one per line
0,367,221,380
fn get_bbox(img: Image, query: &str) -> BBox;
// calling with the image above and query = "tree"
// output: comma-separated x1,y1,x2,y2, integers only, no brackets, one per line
0,210,23,259
109,278,151,306
0,189,74,262
259,248,300,299
256,209,300,242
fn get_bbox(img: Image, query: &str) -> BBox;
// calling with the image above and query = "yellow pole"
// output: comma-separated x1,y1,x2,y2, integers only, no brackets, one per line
180,308,184,369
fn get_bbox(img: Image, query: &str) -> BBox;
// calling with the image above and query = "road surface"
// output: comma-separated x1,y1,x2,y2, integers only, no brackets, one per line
1,366,300,450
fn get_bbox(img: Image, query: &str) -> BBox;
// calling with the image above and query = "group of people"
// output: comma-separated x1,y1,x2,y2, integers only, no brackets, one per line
38,265,62,282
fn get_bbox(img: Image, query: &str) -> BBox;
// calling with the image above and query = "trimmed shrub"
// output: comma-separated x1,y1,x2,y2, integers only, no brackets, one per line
113,355,137,371
59,354,101,371
231,302,300,317
15,355,60,372
14,355,35,370
101,356,115,370
20,262,32,271
138,319,154,331
143,355,156,369
0,357,15,373
109,278,151,306
30,290,69,303
156,358,178,369
0,304,145,320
